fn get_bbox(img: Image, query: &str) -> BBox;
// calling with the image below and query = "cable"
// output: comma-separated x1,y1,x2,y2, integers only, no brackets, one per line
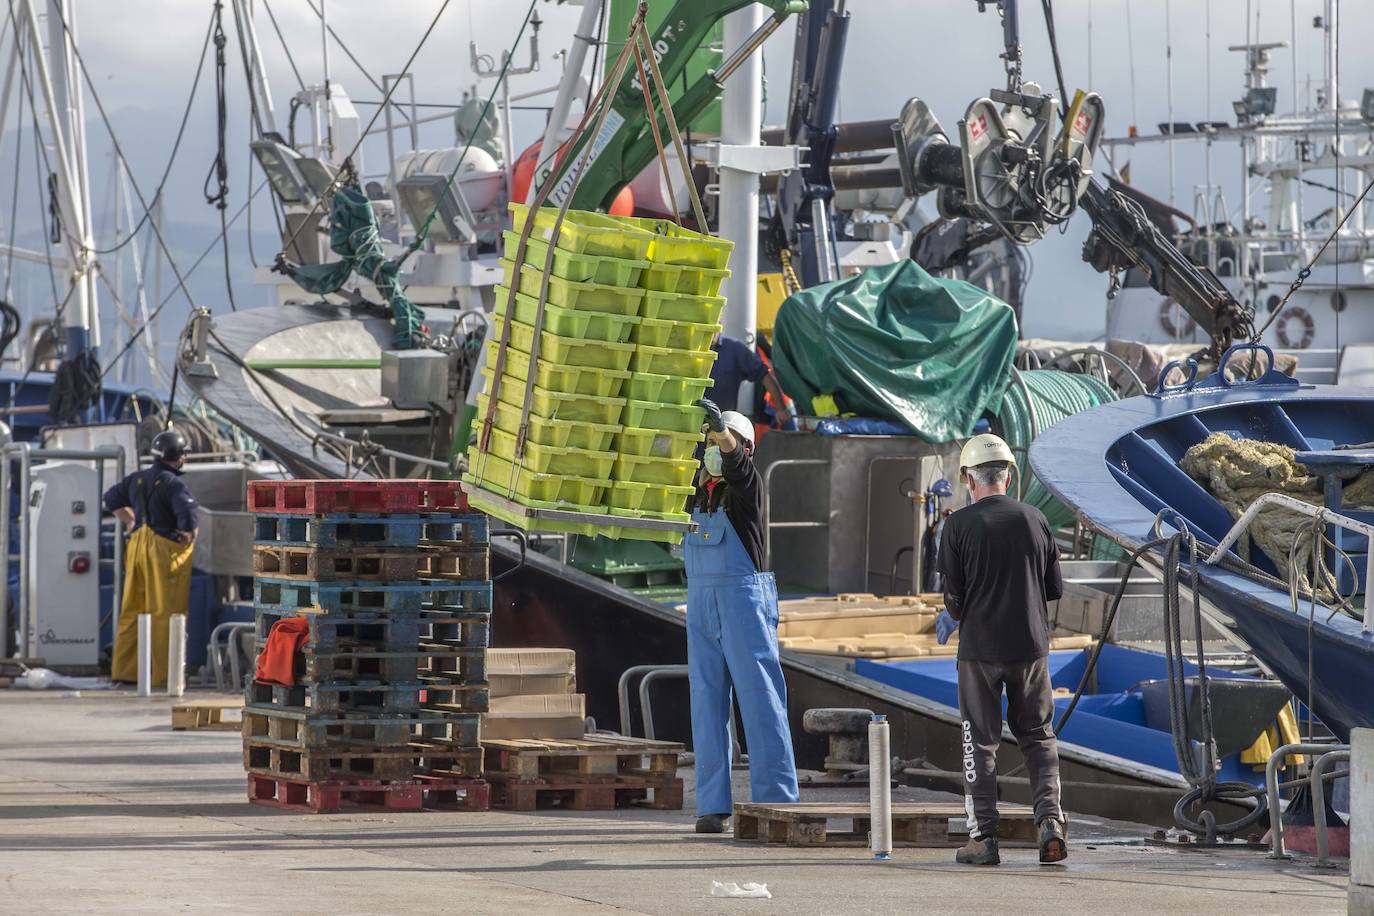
203,0,237,312
261,0,306,91
275,0,456,263
1039,0,1070,110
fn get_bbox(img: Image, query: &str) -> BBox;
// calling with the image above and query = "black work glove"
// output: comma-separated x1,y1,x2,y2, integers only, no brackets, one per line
696,398,725,433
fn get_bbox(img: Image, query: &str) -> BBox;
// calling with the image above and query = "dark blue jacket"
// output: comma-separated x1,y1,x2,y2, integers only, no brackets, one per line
103,460,198,540
702,335,768,412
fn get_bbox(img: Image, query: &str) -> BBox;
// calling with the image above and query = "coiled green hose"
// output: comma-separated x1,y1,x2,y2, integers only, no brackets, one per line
993,368,1118,529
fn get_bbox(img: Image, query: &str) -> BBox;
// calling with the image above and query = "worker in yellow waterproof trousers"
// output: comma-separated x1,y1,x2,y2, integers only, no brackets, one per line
104,431,198,686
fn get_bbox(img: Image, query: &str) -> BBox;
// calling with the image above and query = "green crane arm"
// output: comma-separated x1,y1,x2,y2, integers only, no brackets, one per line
547,0,804,213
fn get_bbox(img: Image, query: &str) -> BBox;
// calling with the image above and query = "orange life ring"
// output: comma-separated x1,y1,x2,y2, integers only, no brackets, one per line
1275,306,1315,349
1158,297,1197,337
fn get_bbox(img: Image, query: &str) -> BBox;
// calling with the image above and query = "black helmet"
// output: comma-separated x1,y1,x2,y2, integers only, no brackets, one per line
151,429,189,462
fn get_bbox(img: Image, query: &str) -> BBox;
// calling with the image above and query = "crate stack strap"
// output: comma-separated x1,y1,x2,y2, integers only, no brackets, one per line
242,479,493,814
466,202,733,543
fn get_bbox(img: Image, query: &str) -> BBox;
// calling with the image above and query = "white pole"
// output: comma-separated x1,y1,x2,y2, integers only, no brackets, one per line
320,0,333,160
238,0,278,134
1165,0,1175,207
500,52,516,201
136,613,152,697
719,3,763,356
869,714,892,859
166,614,186,697
528,0,603,202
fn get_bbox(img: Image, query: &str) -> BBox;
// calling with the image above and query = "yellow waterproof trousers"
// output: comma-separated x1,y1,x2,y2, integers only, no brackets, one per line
111,526,194,686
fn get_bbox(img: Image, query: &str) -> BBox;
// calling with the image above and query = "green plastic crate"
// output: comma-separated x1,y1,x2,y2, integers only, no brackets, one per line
503,231,648,287
640,290,726,324
493,286,640,343
621,399,704,434
481,426,617,479
467,488,610,538
501,259,645,316
612,453,698,487
467,449,609,506
615,426,700,461
482,342,629,397
490,314,635,370
630,316,719,351
629,345,719,378
638,262,684,293
509,203,655,259
607,479,696,513
677,265,730,297
488,377,626,425
475,392,620,451
625,371,713,405
621,216,735,269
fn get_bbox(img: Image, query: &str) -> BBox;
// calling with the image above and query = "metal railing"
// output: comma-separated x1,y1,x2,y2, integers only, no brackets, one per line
1265,741,1351,861
761,458,830,571
1204,491,1374,635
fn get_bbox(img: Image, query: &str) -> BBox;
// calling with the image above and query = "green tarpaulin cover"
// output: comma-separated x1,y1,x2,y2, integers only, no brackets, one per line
772,260,1017,443
286,186,425,350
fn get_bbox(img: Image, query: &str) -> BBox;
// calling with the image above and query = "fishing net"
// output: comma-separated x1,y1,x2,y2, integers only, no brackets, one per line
1180,432,1374,588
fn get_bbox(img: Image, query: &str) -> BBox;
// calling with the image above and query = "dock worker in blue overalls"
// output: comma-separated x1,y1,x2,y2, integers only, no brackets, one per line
686,398,799,834
104,430,198,687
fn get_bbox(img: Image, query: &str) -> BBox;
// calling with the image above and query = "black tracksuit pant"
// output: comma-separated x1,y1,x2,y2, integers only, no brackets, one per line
958,656,1063,839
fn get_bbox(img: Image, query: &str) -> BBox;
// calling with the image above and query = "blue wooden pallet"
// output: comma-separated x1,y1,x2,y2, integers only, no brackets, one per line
253,512,489,549
243,705,482,749
297,646,488,684
247,678,490,716
254,578,492,615
253,607,491,652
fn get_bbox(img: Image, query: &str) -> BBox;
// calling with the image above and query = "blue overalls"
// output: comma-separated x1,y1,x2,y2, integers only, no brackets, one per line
685,505,800,817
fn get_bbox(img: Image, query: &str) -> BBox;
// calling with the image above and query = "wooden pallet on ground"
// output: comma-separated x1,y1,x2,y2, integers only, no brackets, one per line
246,772,489,814
482,735,682,781
486,773,682,811
731,802,1038,848
171,697,244,731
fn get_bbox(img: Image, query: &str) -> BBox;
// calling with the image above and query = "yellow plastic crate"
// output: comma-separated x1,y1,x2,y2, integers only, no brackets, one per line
475,393,621,451
481,342,629,398
638,262,684,293
629,345,719,378
621,399,704,434
612,453,698,487
490,314,635,371
466,449,609,505
625,371,713,405
501,259,645,316
480,426,617,479
509,203,655,260
640,290,726,324
607,480,696,513
621,216,735,269
630,316,719,352
603,507,690,543
503,231,648,287
467,488,610,538
615,426,700,461
493,286,640,343
677,265,731,297
488,377,626,425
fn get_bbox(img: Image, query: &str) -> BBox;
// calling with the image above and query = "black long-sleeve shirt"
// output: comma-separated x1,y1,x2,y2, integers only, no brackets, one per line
103,460,198,541
937,494,1062,662
690,445,765,572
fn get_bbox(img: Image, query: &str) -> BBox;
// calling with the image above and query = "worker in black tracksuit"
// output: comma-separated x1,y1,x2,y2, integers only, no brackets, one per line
935,433,1067,866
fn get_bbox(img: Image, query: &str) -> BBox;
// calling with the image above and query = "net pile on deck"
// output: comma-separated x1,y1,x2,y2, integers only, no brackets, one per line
466,203,732,543
1180,432,1374,588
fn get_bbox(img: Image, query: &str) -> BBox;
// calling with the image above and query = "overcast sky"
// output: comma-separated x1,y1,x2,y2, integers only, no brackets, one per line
6,0,1372,381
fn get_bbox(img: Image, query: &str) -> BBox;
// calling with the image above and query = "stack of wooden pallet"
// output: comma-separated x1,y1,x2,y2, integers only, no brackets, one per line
241,479,494,814
466,203,733,543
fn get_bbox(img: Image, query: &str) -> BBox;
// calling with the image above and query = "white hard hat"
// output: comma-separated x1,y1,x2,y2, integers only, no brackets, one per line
721,410,755,447
959,433,1014,473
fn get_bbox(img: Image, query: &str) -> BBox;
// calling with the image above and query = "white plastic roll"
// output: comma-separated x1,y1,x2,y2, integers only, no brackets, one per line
166,614,187,698
869,714,892,859
136,613,153,697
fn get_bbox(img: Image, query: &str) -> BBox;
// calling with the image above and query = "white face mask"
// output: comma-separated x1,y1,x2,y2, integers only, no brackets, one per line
703,445,724,477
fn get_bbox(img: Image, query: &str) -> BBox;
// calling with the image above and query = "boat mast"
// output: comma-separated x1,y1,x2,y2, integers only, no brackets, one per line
527,0,604,203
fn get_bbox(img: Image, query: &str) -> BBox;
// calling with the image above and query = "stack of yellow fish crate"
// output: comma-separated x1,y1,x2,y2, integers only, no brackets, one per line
466,203,733,543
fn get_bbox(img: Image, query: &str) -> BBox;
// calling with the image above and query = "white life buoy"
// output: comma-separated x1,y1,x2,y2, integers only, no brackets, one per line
1158,297,1197,338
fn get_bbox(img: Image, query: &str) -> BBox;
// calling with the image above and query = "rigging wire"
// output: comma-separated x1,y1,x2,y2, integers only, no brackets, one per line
302,0,415,130
203,0,237,311
260,0,306,92
275,0,456,263
3,18,27,304
1124,0,1138,130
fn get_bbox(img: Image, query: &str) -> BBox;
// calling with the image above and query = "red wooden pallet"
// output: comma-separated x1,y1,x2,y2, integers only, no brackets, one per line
248,479,465,515
246,772,489,814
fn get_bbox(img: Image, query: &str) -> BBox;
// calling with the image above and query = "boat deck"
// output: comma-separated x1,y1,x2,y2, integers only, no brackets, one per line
0,690,1349,915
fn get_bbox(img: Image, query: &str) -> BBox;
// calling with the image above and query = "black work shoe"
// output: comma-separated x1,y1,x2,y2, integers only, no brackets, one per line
695,813,730,834
1038,818,1068,864
955,835,1000,865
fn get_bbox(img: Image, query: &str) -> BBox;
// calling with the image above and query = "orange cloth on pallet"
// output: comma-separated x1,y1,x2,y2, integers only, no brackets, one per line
255,617,310,687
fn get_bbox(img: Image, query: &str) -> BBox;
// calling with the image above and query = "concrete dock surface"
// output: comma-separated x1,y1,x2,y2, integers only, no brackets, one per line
0,690,1351,915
